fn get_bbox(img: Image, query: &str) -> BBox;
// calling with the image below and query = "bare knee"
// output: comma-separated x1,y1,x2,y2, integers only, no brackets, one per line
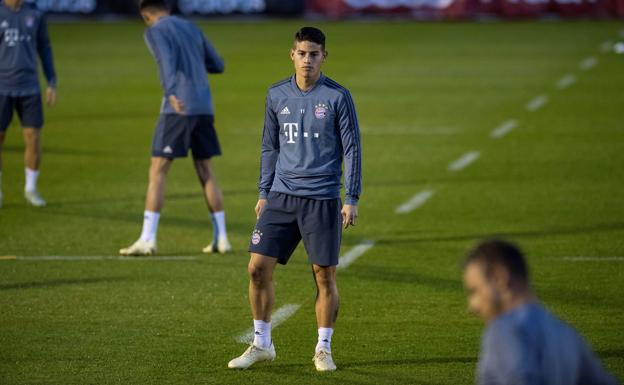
149,158,171,182
23,129,40,146
194,159,214,185
248,254,275,287
313,265,336,292
248,264,268,287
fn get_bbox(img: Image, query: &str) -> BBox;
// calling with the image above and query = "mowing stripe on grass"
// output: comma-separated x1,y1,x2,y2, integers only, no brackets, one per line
395,189,435,214
600,40,613,53
579,56,597,70
360,126,459,135
338,240,376,270
7,256,199,261
560,257,624,262
490,119,518,139
526,95,549,112
556,74,576,90
236,304,302,344
448,151,480,172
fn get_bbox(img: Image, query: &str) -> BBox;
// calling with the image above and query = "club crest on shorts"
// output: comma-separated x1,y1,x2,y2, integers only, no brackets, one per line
251,229,263,245
314,104,328,120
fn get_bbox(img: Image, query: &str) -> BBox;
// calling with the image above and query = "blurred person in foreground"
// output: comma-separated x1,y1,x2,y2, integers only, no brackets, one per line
0,0,57,207
463,239,618,385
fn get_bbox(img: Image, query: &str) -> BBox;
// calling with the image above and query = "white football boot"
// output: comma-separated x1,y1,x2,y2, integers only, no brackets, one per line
24,190,46,207
119,239,156,256
313,350,337,372
228,343,276,369
202,238,232,254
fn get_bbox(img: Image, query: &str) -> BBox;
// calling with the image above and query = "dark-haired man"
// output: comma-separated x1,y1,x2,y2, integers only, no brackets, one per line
463,239,617,385
0,0,57,208
120,0,230,256
228,27,362,372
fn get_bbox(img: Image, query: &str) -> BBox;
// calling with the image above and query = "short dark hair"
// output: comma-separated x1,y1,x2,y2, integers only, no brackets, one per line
295,27,326,50
139,0,168,11
464,239,529,286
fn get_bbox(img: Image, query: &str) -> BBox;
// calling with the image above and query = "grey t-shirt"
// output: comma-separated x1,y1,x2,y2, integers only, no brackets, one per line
478,303,617,385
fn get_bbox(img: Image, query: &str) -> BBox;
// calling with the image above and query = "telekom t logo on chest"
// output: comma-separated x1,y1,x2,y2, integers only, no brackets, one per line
4,28,19,47
284,123,299,143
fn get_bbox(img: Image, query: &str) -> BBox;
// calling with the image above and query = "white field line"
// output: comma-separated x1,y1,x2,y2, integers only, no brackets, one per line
600,40,613,53
490,119,518,139
526,95,549,112
338,240,376,270
560,257,624,262
2,256,199,261
395,189,435,214
556,74,576,90
236,304,302,344
579,56,598,70
234,240,375,343
448,151,480,172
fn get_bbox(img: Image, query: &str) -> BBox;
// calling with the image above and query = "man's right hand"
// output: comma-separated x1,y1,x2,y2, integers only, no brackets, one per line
255,199,268,219
169,95,185,115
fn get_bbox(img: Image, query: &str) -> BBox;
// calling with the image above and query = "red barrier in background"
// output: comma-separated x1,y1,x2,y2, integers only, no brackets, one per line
307,0,624,18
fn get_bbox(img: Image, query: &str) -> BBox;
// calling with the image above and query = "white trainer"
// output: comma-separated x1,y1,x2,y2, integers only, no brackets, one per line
119,239,156,256
202,238,232,254
24,190,46,207
228,343,276,369
313,350,337,372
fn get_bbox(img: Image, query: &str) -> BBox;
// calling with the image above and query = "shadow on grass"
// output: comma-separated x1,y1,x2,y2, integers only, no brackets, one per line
346,264,462,292
0,276,128,291
3,144,113,157
220,355,476,383
377,222,624,245
598,348,624,359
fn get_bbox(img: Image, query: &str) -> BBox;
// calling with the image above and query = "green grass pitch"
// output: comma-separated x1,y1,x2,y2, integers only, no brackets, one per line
1,20,623,384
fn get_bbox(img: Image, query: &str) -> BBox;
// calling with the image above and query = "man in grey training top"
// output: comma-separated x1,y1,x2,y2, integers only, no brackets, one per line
0,0,57,208
120,0,230,256
463,239,617,385
228,27,362,372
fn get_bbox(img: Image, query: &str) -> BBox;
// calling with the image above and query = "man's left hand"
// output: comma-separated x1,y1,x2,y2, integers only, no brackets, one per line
46,87,56,107
341,204,358,229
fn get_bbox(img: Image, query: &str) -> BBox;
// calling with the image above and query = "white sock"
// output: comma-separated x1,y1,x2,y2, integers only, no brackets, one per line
316,327,333,353
252,319,272,349
25,168,39,192
139,210,160,242
211,211,228,241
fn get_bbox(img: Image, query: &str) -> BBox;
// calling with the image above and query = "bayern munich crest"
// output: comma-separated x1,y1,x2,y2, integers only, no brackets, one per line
314,104,328,119
251,229,263,245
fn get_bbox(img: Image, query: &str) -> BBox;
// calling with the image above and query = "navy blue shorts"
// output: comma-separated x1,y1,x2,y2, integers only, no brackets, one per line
248,192,342,267
152,114,221,159
0,94,44,132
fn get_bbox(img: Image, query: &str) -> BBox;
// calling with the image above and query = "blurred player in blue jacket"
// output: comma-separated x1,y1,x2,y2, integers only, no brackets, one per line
463,239,617,385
